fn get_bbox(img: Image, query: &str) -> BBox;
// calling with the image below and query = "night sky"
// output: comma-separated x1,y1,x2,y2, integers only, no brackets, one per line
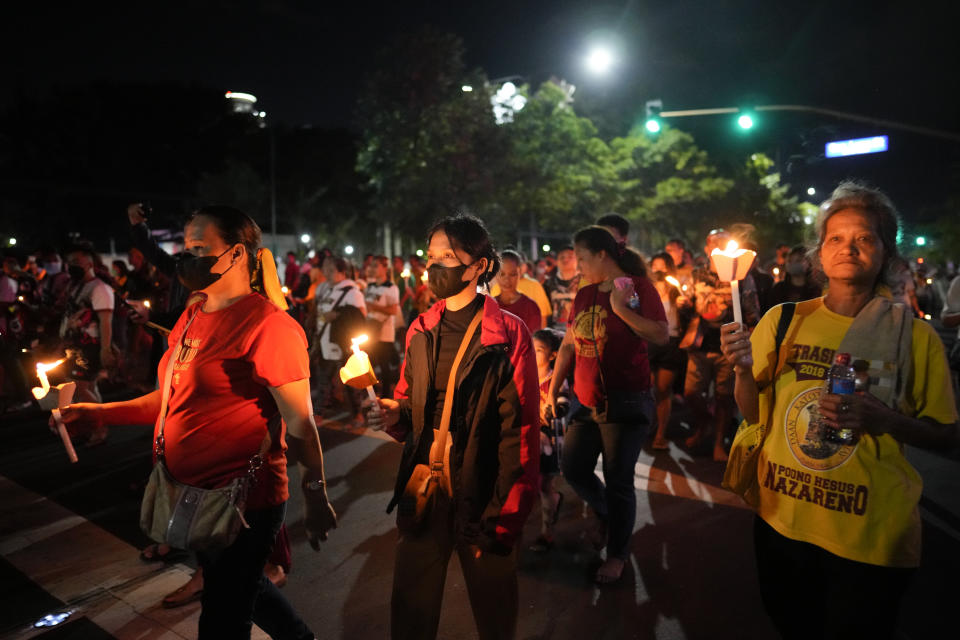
3,0,959,219
4,0,957,129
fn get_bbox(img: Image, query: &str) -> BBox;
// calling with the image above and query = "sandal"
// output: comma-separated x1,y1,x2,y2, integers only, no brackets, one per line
529,535,554,553
594,557,625,585
139,544,186,563
162,573,204,608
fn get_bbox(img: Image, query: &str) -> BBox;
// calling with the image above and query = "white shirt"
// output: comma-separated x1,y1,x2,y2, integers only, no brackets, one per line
943,275,960,339
315,278,366,360
364,281,400,343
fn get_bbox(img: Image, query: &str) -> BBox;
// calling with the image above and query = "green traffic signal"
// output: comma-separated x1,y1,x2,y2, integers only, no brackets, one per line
645,119,661,134
737,114,754,130
915,236,926,246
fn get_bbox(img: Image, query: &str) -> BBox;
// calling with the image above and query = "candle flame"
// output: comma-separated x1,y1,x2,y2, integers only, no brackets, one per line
401,268,411,278
37,359,66,374
421,272,428,282
665,275,681,289
143,299,152,308
725,239,739,252
772,267,780,276
281,286,289,294
352,334,369,347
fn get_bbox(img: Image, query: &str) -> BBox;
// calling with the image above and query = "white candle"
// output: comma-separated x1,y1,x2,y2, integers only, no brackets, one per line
31,360,78,463
709,240,757,327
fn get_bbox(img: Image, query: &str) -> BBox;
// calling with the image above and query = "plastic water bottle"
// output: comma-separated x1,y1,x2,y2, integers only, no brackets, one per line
824,352,857,444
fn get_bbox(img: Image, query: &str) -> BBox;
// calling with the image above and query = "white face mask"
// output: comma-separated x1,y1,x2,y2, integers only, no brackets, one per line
44,260,62,275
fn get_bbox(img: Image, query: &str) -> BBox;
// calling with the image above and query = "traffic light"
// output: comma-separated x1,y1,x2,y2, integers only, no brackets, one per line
915,236,926,246
736,111,755,130
645,99,663,134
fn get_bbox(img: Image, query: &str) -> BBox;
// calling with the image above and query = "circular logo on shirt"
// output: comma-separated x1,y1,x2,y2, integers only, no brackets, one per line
784,387,856,471
573,304,607,359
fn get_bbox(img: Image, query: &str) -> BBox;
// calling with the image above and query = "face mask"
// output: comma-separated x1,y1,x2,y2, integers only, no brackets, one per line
44,261,62,275
175,247,235,291
427,261,475,299
68,264,87,282
785,262,806,277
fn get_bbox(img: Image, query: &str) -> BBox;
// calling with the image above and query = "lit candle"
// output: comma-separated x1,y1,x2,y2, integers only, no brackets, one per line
143,299,151,309
281,286,289,295
709,239,757,327
401,268,411,279
665,275,682,291
31,359,78,463
339,335,381,423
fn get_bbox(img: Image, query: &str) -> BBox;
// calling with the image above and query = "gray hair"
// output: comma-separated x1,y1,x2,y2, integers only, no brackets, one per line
809,181,901,289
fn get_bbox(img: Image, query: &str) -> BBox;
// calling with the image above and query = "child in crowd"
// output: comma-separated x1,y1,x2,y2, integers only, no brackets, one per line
531,328,567,551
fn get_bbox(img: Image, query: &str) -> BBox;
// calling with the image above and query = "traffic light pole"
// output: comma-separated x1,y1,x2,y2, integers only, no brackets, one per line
657,103,960,143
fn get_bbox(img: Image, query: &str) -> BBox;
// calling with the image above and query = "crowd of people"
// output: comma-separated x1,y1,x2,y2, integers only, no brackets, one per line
1,181,958,640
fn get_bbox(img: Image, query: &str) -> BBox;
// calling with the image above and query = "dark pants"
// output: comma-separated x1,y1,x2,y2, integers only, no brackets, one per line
753,516,914,640
391,499,518,640
560,394,652,560
369,340,400,398
197,503,313,640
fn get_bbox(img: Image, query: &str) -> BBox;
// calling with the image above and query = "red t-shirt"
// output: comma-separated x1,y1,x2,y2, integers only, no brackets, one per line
570,276,666,408
157,294,309,509
496,293,543,334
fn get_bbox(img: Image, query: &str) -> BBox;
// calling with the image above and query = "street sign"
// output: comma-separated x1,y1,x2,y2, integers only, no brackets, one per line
825,135,889,158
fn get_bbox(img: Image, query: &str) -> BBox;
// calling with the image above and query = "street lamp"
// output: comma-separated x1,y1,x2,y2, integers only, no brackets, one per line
542,244,551,253
806,187,816,196
345,245,355,256
300,233,311,244
585,47,614,75
7,238,15,246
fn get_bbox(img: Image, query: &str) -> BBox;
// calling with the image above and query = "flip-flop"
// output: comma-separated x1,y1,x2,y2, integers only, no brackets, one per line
529,535,554,552
594,558,625,585
162,583,204,608
139,544,186,563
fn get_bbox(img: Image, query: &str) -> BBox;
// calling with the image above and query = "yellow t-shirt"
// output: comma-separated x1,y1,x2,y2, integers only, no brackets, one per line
490,275,552,320
750,298,957,567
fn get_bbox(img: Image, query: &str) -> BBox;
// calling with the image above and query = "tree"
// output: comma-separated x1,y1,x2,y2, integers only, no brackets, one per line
495,81,618,245
355,28,506,243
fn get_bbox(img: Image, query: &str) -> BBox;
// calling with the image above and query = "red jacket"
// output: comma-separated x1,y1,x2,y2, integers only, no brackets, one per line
389,294,539,552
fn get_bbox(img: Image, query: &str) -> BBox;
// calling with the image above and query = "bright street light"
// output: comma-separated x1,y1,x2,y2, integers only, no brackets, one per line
7,238,15,246
461,85,473,92
300,233,311,244
416,249,424,257
542,244,551,253
806,187,816,196
344,245,355,255
585,47,614,74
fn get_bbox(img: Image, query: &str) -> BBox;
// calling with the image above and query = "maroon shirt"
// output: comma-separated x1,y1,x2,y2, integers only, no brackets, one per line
495,292,543,334
570,276,666,408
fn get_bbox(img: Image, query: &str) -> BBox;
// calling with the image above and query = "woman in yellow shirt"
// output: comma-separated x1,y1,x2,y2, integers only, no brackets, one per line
721,182,958,640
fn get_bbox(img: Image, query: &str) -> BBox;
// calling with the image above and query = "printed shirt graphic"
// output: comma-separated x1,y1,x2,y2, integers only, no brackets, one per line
157,294,310,509
60,278,114,345
570,277,666,408
544,273,579,328
364,281,400,342
750,299,957,567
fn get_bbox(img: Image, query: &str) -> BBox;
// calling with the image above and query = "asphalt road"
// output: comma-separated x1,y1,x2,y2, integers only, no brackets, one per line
1,391,957,640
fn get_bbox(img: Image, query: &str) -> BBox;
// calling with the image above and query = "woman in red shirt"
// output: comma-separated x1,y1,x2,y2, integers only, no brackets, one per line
545,226,668,584
494,249,543,334
61,206,336,640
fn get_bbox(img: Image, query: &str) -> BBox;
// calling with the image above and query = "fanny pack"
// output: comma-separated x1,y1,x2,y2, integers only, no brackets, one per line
140,307,274,551
396,310,482,534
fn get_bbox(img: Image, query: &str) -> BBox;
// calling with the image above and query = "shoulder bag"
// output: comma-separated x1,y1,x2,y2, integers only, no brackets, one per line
722,303,796,508
140,309,275,551
396,310,482,533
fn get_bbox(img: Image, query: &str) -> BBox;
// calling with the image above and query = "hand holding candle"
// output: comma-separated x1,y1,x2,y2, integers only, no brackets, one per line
339,335,381,423
710,240,757,369
31,359,79,463
709,240,756,326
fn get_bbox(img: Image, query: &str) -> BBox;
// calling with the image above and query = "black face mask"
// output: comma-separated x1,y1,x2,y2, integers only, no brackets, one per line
427,261,475,300
175,247,235,291
68,264,87,282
